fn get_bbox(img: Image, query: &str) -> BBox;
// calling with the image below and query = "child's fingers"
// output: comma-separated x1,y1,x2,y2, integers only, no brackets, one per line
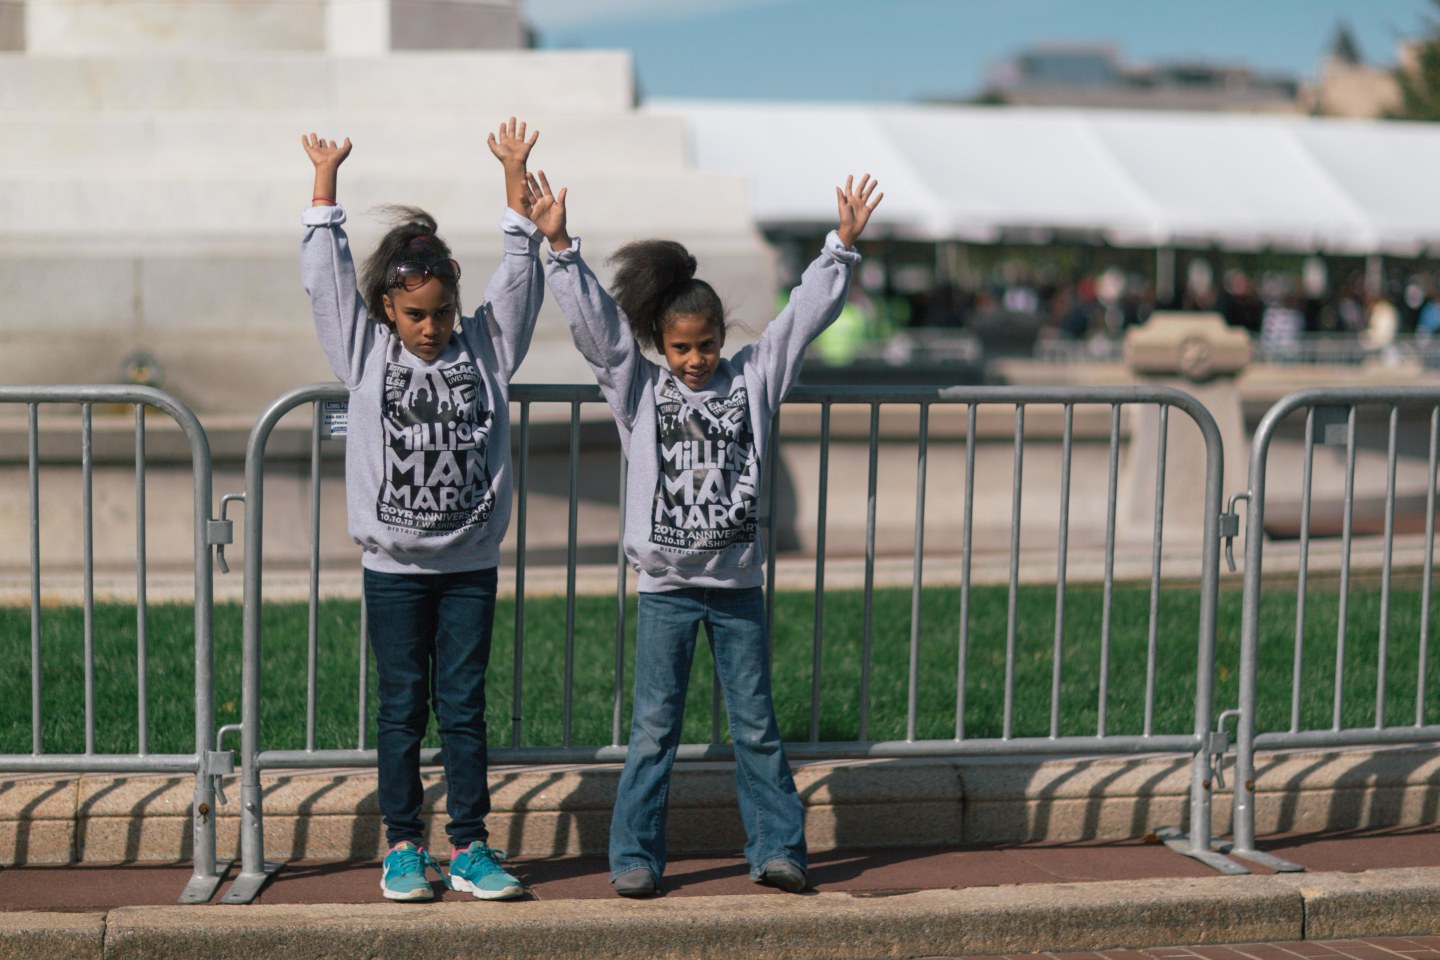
556,186,567,206
537,170,554,196
867,191,884,210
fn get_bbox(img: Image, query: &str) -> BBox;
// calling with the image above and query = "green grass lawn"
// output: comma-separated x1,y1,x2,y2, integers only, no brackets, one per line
4,583,1439,756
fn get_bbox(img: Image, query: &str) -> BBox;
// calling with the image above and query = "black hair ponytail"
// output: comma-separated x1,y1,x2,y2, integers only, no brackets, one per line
609,239,725,352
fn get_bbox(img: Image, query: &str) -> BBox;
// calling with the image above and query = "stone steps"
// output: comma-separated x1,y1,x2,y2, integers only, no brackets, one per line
0,111,691,172
0,50,635,113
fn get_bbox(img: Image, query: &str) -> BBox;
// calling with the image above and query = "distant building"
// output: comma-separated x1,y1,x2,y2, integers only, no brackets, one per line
971,42,1306,114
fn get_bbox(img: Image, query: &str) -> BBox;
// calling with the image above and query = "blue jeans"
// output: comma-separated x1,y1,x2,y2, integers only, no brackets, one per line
364,566,497,850
609,586,806,881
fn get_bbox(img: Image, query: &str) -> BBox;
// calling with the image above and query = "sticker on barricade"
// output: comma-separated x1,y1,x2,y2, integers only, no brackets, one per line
320,399,348,439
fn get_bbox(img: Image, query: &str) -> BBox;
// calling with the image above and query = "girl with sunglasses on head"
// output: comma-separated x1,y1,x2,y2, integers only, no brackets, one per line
526,167,882,897
300,117,544,903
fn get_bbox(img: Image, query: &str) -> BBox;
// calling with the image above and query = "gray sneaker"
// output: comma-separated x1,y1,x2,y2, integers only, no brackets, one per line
758,858,806,893
612,866,658,897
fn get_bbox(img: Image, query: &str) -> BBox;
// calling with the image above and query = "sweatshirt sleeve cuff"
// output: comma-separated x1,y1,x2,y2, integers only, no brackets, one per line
501,207,543,253
546,237,583,264
301,204,347,226
825,229,862,264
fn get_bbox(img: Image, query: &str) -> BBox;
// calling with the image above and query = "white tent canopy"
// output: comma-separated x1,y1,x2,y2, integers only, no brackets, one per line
646,100,1440,257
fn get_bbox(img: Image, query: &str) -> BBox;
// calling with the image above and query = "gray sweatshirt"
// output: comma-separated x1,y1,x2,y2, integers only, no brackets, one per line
302,204,544,574
545,231,859,592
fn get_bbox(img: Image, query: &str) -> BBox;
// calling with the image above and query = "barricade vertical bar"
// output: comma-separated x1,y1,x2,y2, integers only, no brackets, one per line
82,403,95,754
1419,406,1438,727
227,384,313,904
956,404,976,741
1003,405,1024,740
906,404,929,743
765,410,781,637
1333,406,1357,730
185,389,222,906
610,451,627,748
357,596,368,750
1052,404,1074,739
1234,410,1267,859
1293,410,1316,732
512,401,530,748
306,403,322,752
28,403,41,755
1098,405,1121,737
612,452,629,747
1184,389,1234,871
136,404,149,755
1375,406,1399,728
810,403,831,742
1144,406,1168,737
563,401,581,747
860,404,880,740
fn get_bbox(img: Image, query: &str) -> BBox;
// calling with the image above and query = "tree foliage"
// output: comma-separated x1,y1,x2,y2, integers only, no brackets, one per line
1389,0,1440,120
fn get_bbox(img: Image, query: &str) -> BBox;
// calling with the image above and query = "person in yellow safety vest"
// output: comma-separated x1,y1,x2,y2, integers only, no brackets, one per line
809,282,876,364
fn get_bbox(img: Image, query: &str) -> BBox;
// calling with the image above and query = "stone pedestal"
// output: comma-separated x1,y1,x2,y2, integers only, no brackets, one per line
1118,312,1253,544
0,1,775,416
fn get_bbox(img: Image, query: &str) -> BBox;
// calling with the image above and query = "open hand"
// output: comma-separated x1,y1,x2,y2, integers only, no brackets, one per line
836,174,883,248
525,170,570,250
301,133,351,170
487,116,538,169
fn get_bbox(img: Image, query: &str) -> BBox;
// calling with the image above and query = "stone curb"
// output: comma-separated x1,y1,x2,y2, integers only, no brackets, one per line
7,745,1440,864
5,867,1440,960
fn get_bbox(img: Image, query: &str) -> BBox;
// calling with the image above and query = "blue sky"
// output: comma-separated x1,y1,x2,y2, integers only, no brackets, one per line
524,0,1436,103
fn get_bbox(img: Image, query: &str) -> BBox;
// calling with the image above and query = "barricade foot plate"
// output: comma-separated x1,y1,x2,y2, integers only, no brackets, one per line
220,861,283,904
1155,826,1250,875
178,860,234,904
1231,847,1305,872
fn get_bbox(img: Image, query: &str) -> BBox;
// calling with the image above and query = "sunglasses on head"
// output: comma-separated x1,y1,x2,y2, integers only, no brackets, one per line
388,258,461,292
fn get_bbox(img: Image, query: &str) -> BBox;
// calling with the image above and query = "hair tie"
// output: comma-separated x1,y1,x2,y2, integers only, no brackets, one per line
408,235,430,249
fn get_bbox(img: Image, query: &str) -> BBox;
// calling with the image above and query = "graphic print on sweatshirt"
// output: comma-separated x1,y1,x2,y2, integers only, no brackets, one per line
379,361,494,534
651,377,759,552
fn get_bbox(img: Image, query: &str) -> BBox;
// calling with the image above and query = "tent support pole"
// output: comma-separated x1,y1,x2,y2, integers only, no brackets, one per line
1156,245,1176,308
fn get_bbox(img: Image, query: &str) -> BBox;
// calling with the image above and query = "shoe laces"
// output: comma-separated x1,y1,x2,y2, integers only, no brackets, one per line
387,843,437,876
457,842,509,870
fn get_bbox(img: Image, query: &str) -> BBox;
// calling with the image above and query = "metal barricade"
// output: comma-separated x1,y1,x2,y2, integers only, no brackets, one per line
1229,386,1440,872
0,385,232,904
225,381,1236,899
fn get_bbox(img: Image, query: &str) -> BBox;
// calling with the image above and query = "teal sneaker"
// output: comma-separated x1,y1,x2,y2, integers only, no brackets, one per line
380,841,442,901
448,842,523,900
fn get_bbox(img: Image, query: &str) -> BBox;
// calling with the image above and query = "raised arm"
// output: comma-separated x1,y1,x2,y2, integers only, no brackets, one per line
487,116,539,219
537,176,650,429
302,132,351,207
299,133,368,388
474,118,546,377
746,175,882,408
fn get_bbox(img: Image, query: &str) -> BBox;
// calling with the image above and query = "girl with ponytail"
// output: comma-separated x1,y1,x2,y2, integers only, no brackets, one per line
525,167,882,897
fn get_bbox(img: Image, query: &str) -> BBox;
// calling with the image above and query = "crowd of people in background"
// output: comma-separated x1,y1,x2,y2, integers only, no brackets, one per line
806,248,1440,365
